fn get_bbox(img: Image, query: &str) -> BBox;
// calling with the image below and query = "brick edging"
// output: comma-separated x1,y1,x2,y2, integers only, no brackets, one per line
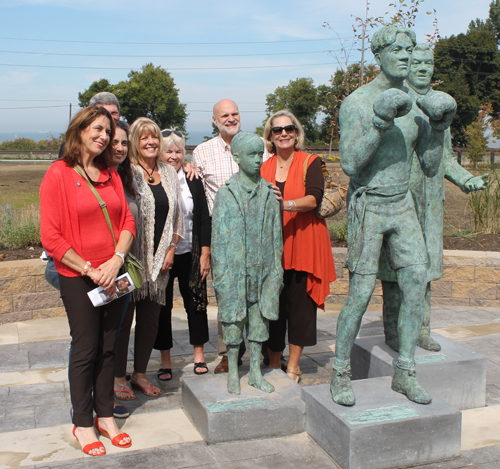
330,248,500,307
2,249,500,323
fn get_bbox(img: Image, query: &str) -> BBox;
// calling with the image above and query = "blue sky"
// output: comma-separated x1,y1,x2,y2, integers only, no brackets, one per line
0,0,494,141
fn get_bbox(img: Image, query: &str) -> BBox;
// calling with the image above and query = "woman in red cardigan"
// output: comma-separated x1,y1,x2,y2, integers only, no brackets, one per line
40,106,136,456
261,110,336,383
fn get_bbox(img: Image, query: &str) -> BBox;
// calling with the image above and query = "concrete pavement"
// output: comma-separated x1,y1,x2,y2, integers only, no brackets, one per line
2,305,500,468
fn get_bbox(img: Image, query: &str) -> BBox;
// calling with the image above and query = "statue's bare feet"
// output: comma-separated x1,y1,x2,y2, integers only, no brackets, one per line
392,362,432,404
385,336,399,352
330,361,355,406
248,373,275,393
417,334,441,352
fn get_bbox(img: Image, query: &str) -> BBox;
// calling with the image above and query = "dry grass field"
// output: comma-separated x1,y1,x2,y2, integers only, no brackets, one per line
0,159,498,260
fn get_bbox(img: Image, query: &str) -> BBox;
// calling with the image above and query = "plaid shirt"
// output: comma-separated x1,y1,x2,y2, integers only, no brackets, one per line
192,134,271,214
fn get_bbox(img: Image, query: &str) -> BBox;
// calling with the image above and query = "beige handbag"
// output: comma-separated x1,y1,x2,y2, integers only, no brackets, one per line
303,155,347,219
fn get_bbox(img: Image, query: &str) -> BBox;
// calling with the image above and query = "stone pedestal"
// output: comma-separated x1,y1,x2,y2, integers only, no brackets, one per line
302,377,461,469
350,332,486,410
182,369,305,444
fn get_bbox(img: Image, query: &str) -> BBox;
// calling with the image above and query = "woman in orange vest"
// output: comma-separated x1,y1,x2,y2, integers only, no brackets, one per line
261,110,336,383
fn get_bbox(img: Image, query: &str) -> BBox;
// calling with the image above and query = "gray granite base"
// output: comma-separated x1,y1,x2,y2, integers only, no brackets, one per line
302,377,462,469
181,369,305,444
350,332,486,410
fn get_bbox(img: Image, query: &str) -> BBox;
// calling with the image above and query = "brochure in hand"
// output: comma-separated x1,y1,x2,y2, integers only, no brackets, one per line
87,272,136,307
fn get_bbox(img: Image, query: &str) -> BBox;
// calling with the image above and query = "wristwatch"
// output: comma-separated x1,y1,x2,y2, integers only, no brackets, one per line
169,242,178,251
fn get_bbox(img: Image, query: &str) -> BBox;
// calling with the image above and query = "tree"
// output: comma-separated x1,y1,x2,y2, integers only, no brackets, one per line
465,104,493,168
260,77,322,143
319,63,379,148
469,0,500,44
114,64,187,131
78,64,188,131
0,138,39,151
77,79,113,107
433,28,500,146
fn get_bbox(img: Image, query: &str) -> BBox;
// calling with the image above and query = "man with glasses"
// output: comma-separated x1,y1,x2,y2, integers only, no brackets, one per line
192,99,270,373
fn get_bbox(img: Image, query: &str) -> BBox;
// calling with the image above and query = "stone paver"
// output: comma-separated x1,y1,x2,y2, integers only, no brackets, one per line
2,306,500,468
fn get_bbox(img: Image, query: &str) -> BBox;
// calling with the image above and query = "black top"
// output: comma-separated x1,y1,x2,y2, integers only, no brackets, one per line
185,173,212,312
276,157,324,206
149,182,169,254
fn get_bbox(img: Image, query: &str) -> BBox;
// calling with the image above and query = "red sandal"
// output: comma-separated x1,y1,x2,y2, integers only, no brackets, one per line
73,426,106,456
94,417,132,448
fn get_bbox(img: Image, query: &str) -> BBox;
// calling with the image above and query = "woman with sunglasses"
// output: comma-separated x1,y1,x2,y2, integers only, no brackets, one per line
124,118,185,397
260,110,336,383
153,129,211,380
40,106,135,456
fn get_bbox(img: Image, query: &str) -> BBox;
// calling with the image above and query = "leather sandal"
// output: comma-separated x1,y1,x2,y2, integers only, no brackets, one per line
73,426,106,456
94,417,132,448
114,380,136,401
194,362,209,375
157,368,172,381
130,374,162,397
286,367,302,383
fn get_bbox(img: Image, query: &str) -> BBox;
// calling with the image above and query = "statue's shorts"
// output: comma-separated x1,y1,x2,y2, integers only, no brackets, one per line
222,302,269,345
352,191,427,275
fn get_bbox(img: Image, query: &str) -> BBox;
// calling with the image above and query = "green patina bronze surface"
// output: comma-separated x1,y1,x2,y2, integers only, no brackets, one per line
206,397,275,413
343,405,419,426
331,26,458,407
415,354,450,364
379,44,488,354
212,132,284,395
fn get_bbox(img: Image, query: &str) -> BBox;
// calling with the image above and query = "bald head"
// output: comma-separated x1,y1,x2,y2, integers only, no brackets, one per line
213,99,241,144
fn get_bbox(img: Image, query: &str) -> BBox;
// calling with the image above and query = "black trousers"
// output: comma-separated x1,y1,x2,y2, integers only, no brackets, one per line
114,298,134,378
59,275,126,428
267,269,317,352
133,297,162,373
154,252,209,351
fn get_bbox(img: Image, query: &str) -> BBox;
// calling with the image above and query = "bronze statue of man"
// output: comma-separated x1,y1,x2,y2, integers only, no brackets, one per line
379,44,488,353
330,26,456,406
211,132,284,394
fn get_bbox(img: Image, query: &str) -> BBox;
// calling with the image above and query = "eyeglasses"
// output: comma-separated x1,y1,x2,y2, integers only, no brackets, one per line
271,125,296,135
162,129,183,138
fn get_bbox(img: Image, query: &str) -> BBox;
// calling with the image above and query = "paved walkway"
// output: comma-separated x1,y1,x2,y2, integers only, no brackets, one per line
1,305,500,468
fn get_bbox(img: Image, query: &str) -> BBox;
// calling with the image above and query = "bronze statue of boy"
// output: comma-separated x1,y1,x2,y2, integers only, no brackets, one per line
212,132,284,394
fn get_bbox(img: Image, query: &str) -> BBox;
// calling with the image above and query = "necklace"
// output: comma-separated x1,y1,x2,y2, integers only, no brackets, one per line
278,156,293,169
139,162,157,183
77,162,112,186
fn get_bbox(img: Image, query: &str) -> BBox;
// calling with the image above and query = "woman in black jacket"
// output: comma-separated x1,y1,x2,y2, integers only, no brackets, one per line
153,129,211,379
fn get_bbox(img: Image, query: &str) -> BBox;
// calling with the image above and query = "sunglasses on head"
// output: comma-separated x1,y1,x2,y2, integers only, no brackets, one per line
271,125,296,135
117,121,129,131
162,129,183,138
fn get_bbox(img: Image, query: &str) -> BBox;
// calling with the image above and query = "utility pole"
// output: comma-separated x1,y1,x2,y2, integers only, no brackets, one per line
69,103,72,123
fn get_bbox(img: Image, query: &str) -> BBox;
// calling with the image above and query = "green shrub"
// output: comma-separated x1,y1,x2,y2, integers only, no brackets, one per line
0,203,41,249
328,219,348,241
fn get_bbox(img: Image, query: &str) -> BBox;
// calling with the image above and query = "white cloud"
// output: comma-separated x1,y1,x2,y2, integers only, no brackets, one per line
0,71,39,86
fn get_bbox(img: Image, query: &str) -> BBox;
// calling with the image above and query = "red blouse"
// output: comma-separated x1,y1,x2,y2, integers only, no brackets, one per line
40,160,136,277
261,151,336,309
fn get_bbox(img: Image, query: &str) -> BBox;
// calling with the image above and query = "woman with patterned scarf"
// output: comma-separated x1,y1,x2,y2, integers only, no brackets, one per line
115,117,184,398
